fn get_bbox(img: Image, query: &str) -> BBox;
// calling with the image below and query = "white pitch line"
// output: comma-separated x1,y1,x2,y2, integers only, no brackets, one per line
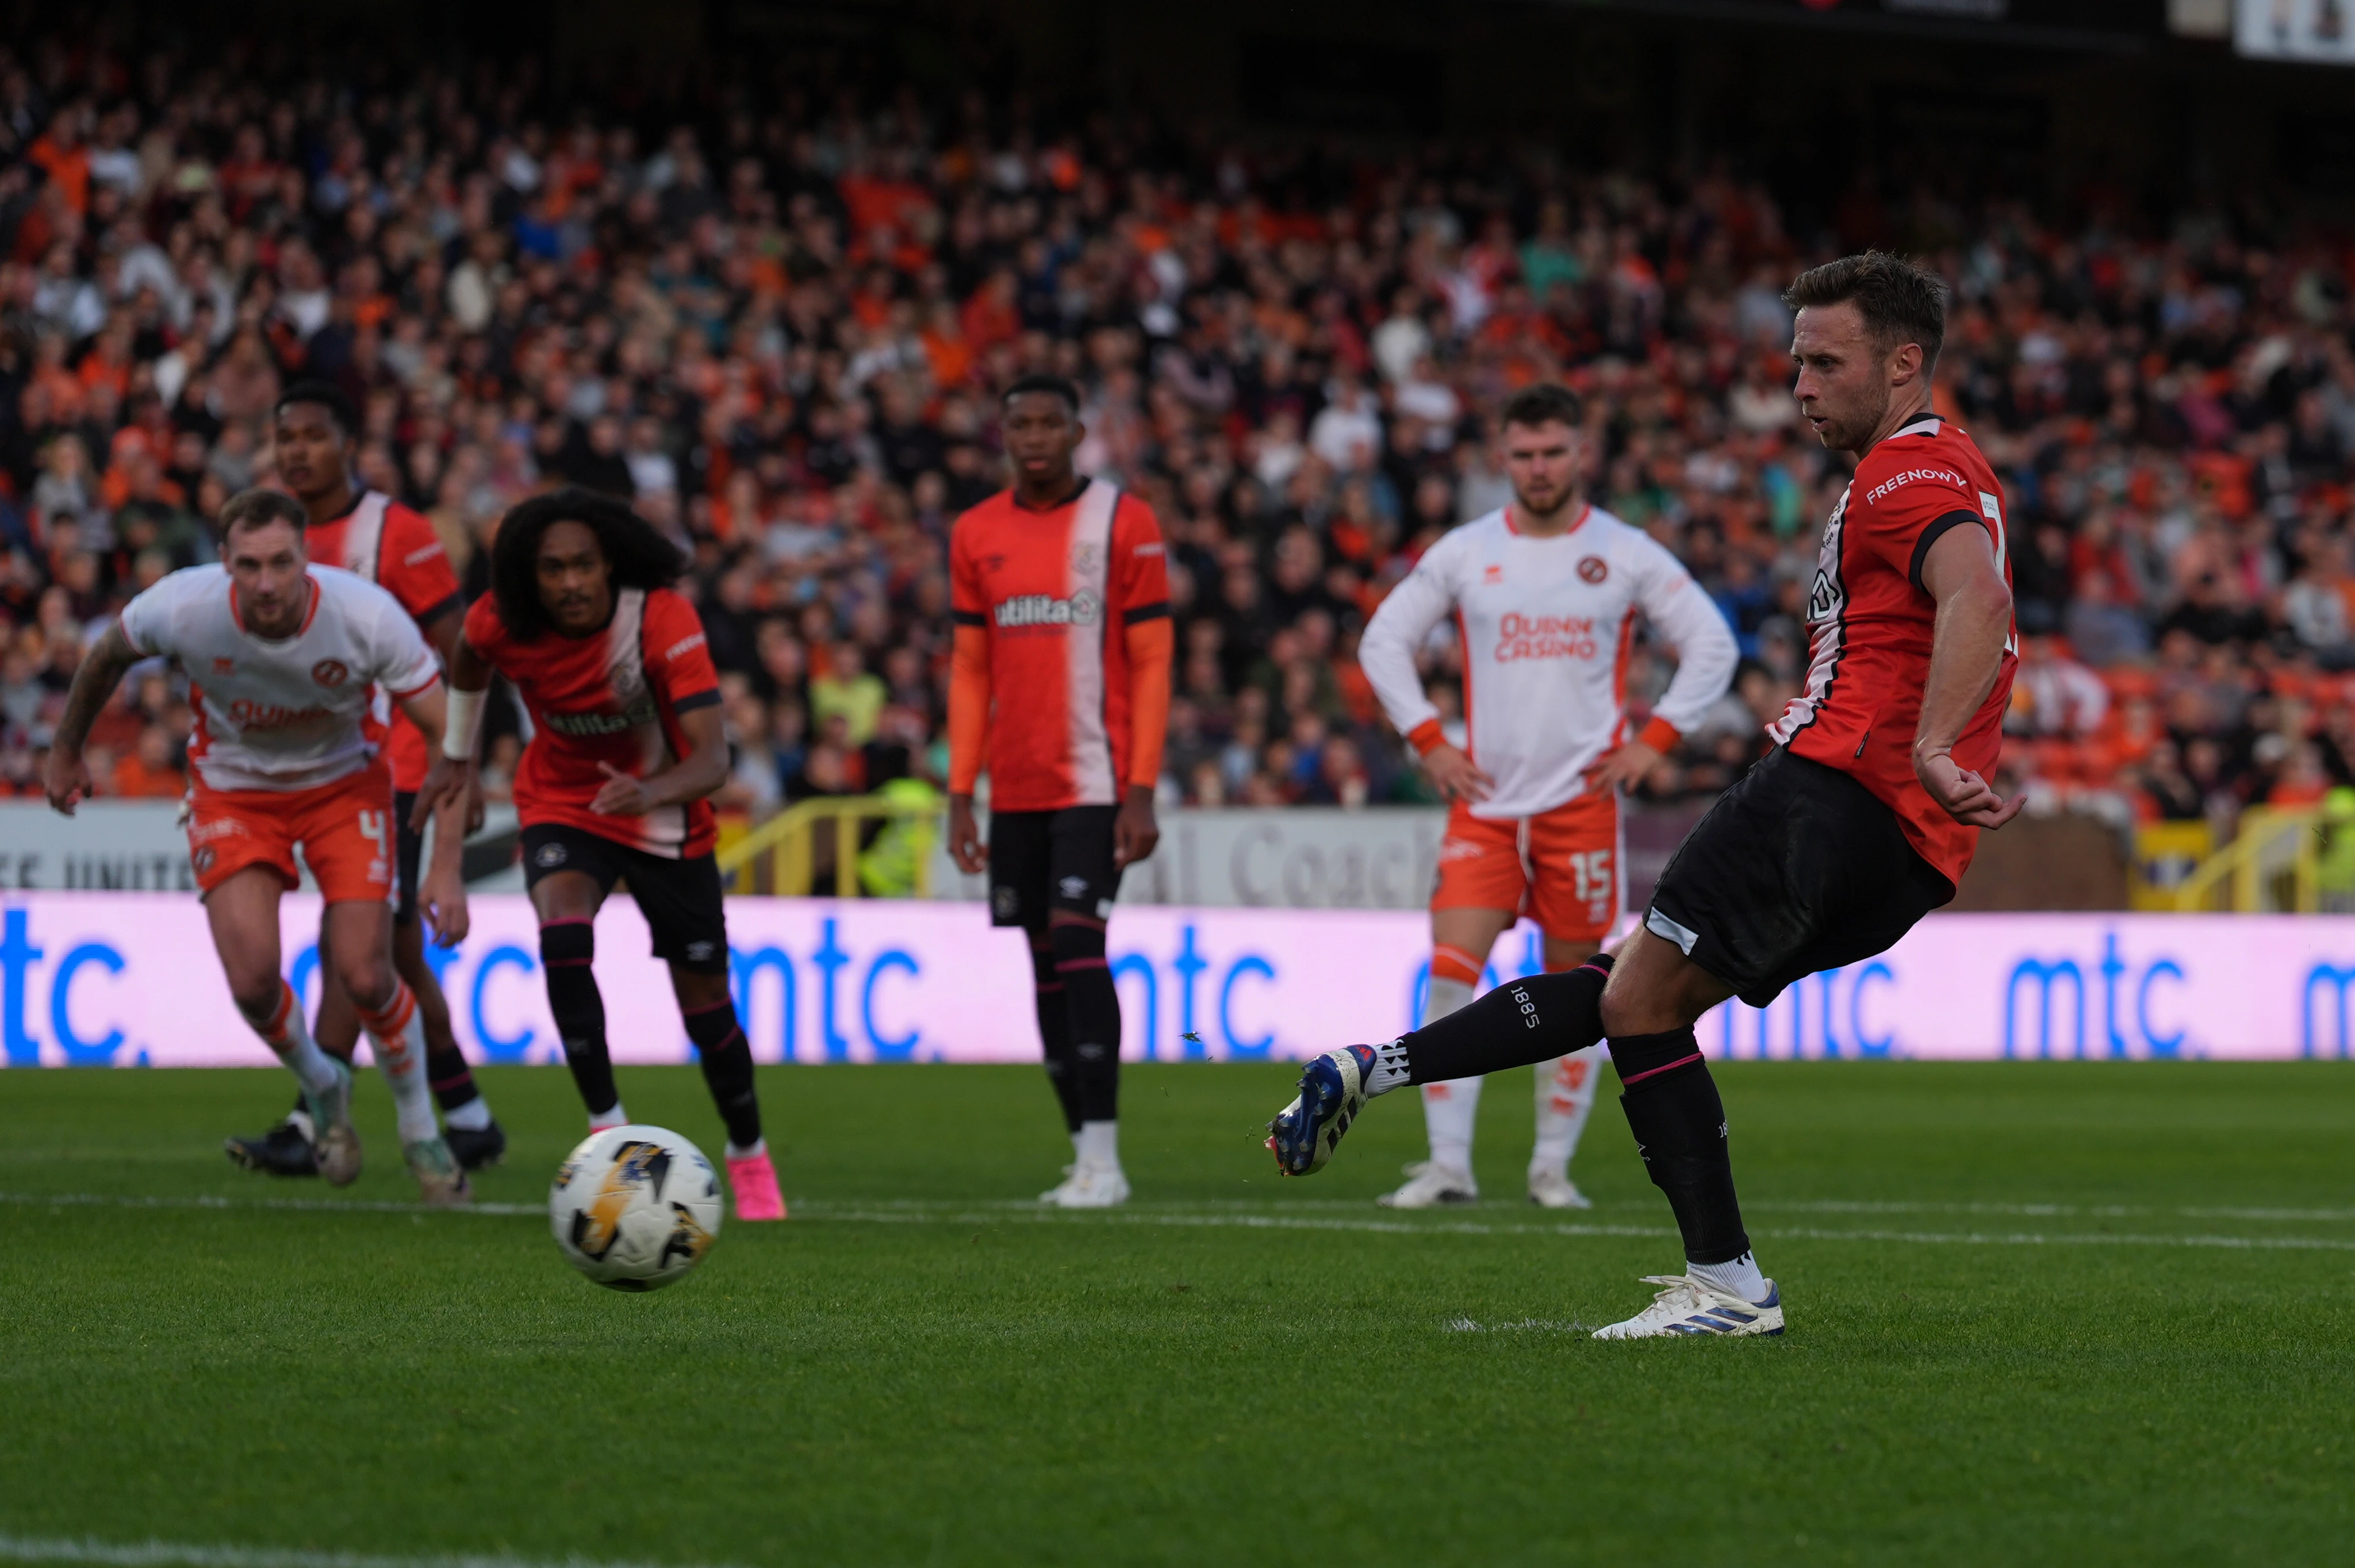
0,1536,742,1568
10,1191,2355,1254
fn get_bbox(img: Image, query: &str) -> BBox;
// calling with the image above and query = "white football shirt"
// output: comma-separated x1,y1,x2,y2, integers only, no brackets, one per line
118,564,442,793
1360,504,1738,819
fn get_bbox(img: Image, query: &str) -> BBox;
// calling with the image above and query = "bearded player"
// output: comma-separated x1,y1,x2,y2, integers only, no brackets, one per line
224,382,504,1177
944,374,1172,1208
48,489,474,1203
1357,383,1735,1210
413,488,785,1221
1269,252,2019,1338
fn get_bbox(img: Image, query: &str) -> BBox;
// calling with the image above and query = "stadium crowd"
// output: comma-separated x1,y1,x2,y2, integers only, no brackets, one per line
2,35,2354,838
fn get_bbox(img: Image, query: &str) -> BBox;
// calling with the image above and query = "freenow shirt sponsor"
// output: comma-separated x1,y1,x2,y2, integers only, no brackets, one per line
1863,467,1965,505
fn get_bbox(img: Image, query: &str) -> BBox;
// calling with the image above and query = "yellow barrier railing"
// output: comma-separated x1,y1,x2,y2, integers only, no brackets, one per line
2169,806,2321,913
715,794,940,898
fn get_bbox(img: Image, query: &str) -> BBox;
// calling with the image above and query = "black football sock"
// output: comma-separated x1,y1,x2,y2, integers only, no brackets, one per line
426,1041,484,1114
1030,938,1083,1133
1609,1026,1752,1268
1051,916,1121,1126
683,998,762,1150
540,918,619,1119
1400,952,1613,1087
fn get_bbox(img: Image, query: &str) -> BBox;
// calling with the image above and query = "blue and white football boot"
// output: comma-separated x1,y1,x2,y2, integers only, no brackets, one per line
1267,1044,1377,1177
1591,1274,1785,1339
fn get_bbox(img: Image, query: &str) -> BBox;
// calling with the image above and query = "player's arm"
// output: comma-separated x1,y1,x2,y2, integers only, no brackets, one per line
945,524,991,875
1913,520,2022,830
589,700,727,816
408,633,492,835
45,621,144,816
390,674,471,944
1587,552,1740,794
417,601,486,835
1360,547,1489,801
1115,605,1172,870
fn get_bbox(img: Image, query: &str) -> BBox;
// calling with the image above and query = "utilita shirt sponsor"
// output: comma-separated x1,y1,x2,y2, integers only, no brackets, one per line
1768,412,2018,887
464,587,723,858
118,564,440,794
1359,504,1738,820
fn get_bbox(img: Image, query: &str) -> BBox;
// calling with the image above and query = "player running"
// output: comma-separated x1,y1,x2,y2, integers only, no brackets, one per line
47,489,474,1204
224,382,505,1178
411,488,785,1221
1268,252,2019,1338
1357,383,1735,1210
943,374,1172,1208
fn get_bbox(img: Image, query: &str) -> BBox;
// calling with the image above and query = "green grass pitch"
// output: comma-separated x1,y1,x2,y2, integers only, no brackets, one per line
3,1060,2353,1566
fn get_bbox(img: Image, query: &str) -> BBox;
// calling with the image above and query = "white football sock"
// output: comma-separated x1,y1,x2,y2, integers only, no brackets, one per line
1530,1045,1604,1175
242,982,340,1101
358,983,439,1145
1365,1038,1414,1096
1417,975,1479,1169
1690,1251,1769,1303
1075,1120,1119,1167
589,1102,629,1131
726,1137,766,1160
443,1096,493,1132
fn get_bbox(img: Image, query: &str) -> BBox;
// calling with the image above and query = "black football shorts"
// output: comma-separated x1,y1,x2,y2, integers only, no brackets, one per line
1645,747,1953,1008
987,805,1122,932
521,821,731,973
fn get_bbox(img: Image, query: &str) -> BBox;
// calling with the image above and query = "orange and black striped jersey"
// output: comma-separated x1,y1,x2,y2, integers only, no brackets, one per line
948,480,1171,812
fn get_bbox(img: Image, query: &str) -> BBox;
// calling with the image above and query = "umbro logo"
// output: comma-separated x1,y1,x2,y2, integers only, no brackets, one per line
1058,874,1090,899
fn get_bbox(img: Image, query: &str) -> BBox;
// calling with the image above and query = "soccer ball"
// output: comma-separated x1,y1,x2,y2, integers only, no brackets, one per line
549,1124,724,1292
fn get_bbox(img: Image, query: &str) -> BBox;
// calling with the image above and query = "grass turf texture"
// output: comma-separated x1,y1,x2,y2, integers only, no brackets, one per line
3,1062,2352,1566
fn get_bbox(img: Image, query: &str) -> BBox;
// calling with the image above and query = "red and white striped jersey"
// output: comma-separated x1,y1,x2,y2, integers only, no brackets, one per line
305,489,462,792
1361,504,1737,819
119,564,440,793
1769,412,2016,885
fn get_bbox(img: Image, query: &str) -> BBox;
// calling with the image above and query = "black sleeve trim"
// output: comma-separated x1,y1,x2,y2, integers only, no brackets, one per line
413,593,464,628
672,688,722,713
1908,509,1988,594
951,609,987,627
1121,600,1171,625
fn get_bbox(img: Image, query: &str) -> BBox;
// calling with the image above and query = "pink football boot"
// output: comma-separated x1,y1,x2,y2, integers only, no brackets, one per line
726,1148,788,1221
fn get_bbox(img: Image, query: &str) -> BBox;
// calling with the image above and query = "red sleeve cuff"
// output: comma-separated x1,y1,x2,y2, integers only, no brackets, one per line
1636,716,1681,753
1406,719,1446,756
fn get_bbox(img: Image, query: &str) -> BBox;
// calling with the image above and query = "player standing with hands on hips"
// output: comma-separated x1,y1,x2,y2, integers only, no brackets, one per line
1357,383,1736,1210
412,489,785,1221
1270,253,2019,1338
48,489,475,1203
945,374,1173,1208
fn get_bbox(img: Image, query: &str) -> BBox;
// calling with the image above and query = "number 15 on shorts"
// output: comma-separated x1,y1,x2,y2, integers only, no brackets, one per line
1571,848,1613,921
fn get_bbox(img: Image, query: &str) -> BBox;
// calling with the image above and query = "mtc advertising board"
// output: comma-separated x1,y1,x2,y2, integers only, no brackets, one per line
2,893,2353,1067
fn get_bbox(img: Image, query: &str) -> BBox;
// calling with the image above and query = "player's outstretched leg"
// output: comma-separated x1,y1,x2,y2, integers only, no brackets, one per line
1268,953,1616,1177
678,983,785,1222
1528,1046,1603,1209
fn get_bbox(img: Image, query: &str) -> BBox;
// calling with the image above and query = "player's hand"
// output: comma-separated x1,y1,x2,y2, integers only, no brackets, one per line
1585,739,1664,795
465,770,486,835
1421,743,1493,803
947,794,986,875
419,866,470,948
1113,784,1159,868
590,763,657,816
1916,746,2026,829
409,756,471,833
44,748,93,817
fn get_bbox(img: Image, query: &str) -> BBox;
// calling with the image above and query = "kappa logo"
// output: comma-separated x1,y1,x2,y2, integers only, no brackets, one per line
1578,556,1609,585
535,841,570,868
310,659,348,688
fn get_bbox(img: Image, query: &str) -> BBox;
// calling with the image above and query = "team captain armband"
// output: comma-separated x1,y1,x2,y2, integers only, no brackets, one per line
1406,719,1447,756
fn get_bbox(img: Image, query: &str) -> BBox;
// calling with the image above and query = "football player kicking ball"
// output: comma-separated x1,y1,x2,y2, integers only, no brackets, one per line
47,489,474,1203
1269,253,2020,1338
226,382,505,1178
412,489,784,1221
1357,383,1735,1210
